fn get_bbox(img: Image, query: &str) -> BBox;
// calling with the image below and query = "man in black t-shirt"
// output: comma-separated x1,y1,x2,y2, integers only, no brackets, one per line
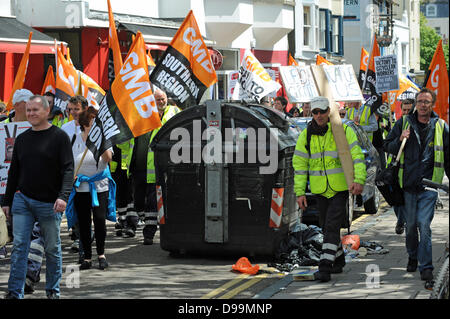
2,95,74,299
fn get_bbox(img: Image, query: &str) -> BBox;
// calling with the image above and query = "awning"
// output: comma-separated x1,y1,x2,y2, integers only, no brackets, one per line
0,16,60,54
120,21,214,46
120,22,178,44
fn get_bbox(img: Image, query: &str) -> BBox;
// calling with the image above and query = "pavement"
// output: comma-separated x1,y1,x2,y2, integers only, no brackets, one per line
259,191,449,299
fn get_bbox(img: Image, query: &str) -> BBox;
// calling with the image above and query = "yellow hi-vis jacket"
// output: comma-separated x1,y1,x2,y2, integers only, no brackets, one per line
398,116,445,187
347,104,374,141
110,141,132,173
126,104,181,183
293,122,367,198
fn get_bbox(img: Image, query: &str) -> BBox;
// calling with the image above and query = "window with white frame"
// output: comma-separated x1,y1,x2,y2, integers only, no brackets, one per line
315,7,319,51
303,6,311,47
319,10,326,50
331,17,339,53
426,4,437,17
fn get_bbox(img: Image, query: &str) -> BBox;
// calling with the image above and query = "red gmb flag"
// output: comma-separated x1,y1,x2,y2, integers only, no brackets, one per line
150,10,217,109
86,32,161,163
425,39,449,123
6,32,32,111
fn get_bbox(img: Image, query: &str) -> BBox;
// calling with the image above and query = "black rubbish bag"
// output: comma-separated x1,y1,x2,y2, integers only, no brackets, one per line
375,163,404,206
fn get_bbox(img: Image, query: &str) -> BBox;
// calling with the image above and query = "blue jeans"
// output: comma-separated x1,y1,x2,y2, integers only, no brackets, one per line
401,190,438,272
8,192,62,299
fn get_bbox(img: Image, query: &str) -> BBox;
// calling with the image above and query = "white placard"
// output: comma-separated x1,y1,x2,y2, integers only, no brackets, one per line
231,50,281,101
322,64,364,101
0,122,32,194
279,66,320,103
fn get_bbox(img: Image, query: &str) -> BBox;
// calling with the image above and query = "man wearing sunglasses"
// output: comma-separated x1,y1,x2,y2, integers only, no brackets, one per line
293,96,366,282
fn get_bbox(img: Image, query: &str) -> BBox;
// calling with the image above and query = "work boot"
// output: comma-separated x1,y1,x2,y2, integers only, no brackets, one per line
331,255,346,274
143,237,154,245
314,271,331,282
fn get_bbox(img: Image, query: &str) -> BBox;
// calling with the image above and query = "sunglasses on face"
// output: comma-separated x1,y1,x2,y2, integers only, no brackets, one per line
312,108,329,115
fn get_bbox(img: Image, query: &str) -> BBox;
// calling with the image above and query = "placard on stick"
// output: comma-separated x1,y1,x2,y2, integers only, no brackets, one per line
322,64,363,102
279,66,319,103
374,55,399,93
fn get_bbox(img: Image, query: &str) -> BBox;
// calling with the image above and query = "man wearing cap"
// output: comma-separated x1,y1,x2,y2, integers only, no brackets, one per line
2,89,34,123
293,96,366,282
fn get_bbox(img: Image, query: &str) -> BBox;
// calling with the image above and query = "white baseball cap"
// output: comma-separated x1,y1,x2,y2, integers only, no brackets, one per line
12,89,34,105
310,96,329,111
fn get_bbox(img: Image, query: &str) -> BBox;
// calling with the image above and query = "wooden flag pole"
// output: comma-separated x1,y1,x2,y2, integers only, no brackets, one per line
74,147,89,179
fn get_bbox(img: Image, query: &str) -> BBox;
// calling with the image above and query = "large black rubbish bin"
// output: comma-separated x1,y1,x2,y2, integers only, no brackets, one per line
150,100,299,256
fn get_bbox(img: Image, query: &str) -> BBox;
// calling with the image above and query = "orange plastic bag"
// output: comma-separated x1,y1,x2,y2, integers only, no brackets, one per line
232,257,260,275
341,234,360,250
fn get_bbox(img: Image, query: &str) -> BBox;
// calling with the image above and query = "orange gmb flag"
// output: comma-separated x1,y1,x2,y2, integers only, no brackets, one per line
358,48,369,88
107,0,123,82
79,71,106,109
150,10,217,108
289,53,298,66
54,46,79,113
86,31,161,162
316,55,332,66
368,34,380,73
6,32,32,111
425,39,449,122
41,65,56,95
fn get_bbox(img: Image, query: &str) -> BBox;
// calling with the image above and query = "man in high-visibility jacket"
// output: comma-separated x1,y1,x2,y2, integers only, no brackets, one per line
44,92,67,128
293,96,366,282
344,100,378,142
123,89,181,245
384,88,449,282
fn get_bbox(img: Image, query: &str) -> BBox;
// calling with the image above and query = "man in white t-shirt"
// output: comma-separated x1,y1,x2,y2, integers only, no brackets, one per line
61,95,88,143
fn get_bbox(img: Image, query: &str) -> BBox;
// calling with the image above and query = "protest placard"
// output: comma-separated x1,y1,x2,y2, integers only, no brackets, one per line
374,55,399,93
0,122,32,194
279,66,319,103
322,64,363,101
231,49,281,101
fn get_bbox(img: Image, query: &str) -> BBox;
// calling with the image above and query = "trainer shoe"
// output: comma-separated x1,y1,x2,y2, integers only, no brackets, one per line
123,228,136,238
98,257,109,270
420,269,433,281
395,222,405,235
406,258,418,272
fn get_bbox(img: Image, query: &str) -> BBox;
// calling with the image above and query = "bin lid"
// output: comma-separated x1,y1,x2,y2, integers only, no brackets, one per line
151,100,298,152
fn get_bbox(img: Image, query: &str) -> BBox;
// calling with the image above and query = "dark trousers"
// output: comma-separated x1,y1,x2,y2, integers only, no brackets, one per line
74,191,108,260
112,167,134,228
131,170,157,239
316,191,348,272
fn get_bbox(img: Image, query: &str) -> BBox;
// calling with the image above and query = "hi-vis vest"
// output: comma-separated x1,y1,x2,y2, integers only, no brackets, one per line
51,114,68,128
398,116,445,187
293,123,366,198
126,105,181,183
347,105,374,141
110,141,132,173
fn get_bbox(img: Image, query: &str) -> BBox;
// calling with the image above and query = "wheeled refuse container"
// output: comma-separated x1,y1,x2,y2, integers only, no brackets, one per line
150,100,299,256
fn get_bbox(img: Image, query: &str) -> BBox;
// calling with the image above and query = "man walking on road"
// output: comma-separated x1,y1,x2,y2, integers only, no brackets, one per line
2,95,74,299
384,88,449,281
293,96,366,282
